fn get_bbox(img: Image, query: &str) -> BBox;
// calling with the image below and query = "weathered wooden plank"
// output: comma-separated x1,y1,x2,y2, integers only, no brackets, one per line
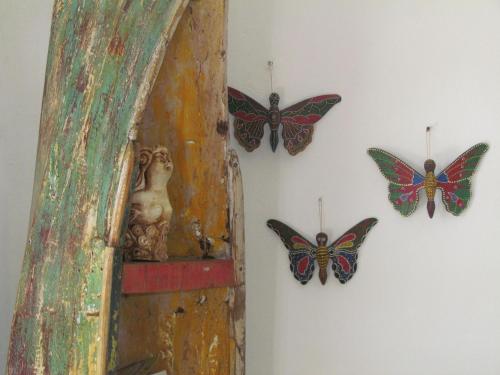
8,1,189,374
118,1,244,374
228,150,246,375
122,260,235,294
118,288,232,375
139,0,230,259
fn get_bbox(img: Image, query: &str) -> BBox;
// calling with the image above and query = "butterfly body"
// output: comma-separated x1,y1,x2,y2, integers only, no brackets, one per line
228,87,341,155
267,218,377,285
423,159,438,217
315,233,330,284
368,143,488,218
268,93,281,151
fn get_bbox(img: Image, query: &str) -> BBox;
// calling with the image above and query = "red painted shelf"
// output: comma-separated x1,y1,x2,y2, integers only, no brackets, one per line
122,258,235,294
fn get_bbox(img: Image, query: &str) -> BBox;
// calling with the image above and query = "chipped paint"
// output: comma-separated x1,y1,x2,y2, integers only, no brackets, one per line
8,1,190,374
139,0,230,259
119,288,232,375
118,1,245,375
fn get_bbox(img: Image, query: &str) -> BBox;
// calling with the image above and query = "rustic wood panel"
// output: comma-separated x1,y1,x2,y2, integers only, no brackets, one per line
122,259,235,294
228,150,246,375
118,288,232,375
139,0,230,259
118,1,245,375
7,1,189,374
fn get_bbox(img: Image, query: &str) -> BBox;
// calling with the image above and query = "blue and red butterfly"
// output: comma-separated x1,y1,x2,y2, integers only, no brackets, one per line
267,218,377,285
228,87,341,155
368,143,488,218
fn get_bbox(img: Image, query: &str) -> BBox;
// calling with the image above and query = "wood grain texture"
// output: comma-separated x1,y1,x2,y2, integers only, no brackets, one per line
139,0,230,259
7,1,189,373
119,288,232,375
118,1,246,374
228,150,246,375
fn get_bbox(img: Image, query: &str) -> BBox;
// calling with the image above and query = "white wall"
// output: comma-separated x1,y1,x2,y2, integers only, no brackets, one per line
0,0,52,371
1,1,500,374
228,1,500,375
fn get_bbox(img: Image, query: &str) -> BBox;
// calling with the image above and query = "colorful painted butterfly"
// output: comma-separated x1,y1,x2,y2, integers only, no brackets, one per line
267,218,378,285
368,143,488,218
228,87,341,155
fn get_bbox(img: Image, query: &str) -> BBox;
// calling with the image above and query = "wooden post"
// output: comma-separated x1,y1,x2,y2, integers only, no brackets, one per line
8,1,189,373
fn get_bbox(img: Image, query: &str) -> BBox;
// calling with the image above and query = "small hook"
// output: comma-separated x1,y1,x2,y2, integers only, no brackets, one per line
268,61,274,92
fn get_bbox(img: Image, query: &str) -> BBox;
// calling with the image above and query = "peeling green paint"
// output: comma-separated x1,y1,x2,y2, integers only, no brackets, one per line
8,1,188,374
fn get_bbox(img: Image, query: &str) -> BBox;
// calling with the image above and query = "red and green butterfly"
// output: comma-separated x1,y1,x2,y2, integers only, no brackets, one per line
368,143,488,218
228,87,341,155
267,218,377,285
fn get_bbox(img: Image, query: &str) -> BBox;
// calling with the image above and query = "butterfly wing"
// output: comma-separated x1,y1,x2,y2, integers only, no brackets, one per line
328,218,378,284
368,148,425,216
436,143,488,215
233,118,266,152
267,219,316,285
228,87,269,151
280,94,341,155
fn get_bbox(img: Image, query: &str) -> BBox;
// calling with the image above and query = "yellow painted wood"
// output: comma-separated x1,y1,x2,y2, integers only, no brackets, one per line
139,0,230,259
118,1,245,374
119,288,232,375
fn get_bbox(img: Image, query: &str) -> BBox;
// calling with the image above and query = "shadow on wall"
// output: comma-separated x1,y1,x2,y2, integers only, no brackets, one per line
228,0,280,374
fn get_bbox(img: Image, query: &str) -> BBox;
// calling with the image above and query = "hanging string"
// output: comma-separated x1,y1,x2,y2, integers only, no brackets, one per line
318,197,324,233
268,60,274,93
426,126,431,159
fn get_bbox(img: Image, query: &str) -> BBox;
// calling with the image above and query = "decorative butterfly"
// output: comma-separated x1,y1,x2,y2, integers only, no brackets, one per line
228,87,341,155
267,218,377,285
368,143,488,218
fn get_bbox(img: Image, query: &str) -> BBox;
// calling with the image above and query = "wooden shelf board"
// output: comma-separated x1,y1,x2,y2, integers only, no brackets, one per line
122,259,235,294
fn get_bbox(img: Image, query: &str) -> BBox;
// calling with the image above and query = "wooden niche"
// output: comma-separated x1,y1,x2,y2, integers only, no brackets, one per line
117,1,245,375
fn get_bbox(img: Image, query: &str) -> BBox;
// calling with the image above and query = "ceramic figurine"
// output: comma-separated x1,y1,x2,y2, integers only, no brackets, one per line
124,146,173,261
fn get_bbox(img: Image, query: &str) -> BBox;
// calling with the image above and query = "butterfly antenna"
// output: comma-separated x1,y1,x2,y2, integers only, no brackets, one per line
268,60,274,93
318,197,324,233
426,126,431,160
